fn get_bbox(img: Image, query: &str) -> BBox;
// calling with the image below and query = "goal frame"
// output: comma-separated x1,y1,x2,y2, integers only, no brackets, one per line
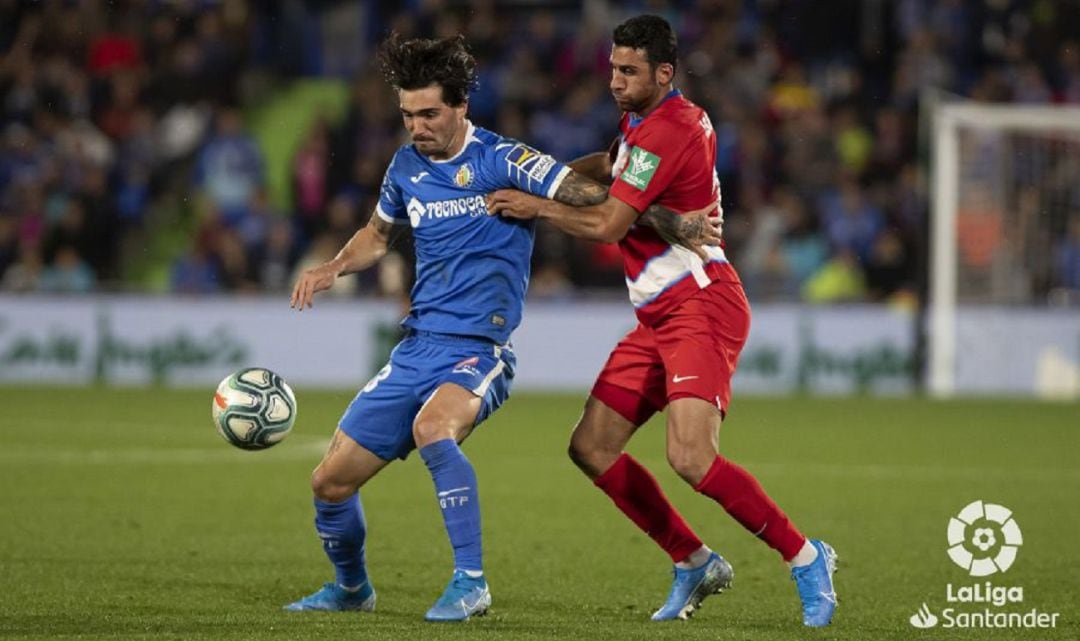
929,103,1080,396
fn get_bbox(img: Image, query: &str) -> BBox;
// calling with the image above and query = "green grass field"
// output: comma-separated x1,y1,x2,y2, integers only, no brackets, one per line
1,388,1077,640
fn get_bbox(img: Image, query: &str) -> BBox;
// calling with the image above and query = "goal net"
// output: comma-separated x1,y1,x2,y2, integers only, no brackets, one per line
929,103,1080,398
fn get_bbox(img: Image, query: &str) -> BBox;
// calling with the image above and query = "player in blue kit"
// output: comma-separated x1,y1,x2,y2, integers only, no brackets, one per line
284,33,719,622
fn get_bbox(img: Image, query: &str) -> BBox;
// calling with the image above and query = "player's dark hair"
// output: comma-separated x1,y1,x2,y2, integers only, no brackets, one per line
376,32,477,106
612,14,678,73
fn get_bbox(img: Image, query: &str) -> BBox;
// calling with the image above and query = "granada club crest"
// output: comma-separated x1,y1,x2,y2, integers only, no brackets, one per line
454,164,474,188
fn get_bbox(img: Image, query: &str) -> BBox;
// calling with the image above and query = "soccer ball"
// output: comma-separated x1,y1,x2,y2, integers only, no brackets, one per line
212,367,296,450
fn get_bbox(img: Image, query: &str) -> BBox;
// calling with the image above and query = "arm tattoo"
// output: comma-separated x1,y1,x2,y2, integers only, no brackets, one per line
552,171,609,206
326,431,343,457
372,215,395,237
640,203,710,247
371,212,407,251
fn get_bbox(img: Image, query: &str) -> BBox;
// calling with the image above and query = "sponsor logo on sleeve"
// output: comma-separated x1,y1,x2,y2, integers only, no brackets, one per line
505,144,556,183
620,146,661,190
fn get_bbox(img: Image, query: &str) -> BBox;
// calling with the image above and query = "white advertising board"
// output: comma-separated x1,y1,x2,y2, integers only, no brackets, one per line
1,296,923,395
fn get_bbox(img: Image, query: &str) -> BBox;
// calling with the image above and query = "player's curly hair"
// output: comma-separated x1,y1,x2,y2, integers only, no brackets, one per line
376,32,477,107
613,15,678,73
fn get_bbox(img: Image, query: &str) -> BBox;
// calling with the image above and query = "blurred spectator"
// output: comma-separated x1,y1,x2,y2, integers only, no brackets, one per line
1,242,42,292
817,178,884,264
779,190,830,291
1056,218,1080,291
252,217,299,293
0,0,1077,306
0,210,17,279
864,229,913,302
831,104,873,176
529,81,615,162
194,106,263,227
803,250,866,304
171,224,223,294
39,243,95,293
292,117,331,242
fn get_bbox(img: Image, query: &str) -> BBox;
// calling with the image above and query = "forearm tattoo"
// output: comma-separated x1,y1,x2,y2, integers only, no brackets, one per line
552,172,609,206
326,430,343,457
640,204,710,247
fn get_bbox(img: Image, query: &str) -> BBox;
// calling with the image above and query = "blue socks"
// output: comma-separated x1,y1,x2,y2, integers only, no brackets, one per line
314,495,368,589
312,439,481,585
419,439,482,572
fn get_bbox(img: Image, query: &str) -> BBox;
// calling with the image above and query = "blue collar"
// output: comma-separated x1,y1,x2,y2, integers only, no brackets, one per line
628,89,682,129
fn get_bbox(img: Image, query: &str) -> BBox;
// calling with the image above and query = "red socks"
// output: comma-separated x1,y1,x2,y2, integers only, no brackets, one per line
593,453,806,563
594,453,703,562
693,455,806,561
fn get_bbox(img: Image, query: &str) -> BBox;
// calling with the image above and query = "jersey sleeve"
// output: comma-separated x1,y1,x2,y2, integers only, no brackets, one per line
375,150,410,225
490,141,572,199
610,124,696,213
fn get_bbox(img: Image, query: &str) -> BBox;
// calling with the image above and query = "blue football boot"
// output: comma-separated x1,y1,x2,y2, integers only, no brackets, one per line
651,552,734,621
791,539,838,627
424,570,491,622
282,581,376,612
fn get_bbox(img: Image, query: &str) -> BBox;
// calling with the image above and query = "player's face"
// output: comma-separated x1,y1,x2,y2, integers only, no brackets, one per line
609,46,674,115
399,85,468,159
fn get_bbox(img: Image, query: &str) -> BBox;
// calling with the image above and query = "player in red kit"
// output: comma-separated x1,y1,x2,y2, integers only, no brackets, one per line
486,15,838,627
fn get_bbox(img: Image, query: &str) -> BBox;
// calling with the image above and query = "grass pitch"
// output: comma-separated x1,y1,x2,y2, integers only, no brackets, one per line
0,388,1077,640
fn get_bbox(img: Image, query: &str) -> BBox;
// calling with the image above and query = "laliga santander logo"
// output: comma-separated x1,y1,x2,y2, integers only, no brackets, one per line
947,500,1023,577
907,500,1058,630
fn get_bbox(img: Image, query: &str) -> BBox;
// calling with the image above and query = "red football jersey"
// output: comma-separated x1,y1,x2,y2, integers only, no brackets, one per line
609,90,740,326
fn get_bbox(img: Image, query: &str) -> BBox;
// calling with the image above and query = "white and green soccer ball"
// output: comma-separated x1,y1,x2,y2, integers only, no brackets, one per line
212,368,296,450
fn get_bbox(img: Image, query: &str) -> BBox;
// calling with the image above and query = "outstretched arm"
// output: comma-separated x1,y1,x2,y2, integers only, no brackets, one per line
486,172,720,256
567,136,619,183
567,151,613,183
290,214,393,310
641,203,723,254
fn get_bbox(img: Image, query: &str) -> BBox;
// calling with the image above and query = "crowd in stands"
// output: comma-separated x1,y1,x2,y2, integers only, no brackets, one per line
1,0,1079,306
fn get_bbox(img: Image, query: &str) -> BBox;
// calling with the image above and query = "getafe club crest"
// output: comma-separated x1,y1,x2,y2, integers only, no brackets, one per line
454,163,474,188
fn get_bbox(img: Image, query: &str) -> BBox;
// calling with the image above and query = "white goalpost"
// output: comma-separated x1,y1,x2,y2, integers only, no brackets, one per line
929,102,1080,397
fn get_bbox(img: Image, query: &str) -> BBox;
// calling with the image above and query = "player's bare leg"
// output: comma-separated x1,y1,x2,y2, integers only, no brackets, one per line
412,382,481,448
412,383,491,622
284,430,389,612
312,429,393,501
667,397,838,627
567,395,639,478
569,394,722,620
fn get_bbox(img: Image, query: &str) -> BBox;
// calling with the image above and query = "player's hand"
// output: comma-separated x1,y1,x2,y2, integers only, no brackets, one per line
289,262,340,311
485,189,545,220
664,202,722,261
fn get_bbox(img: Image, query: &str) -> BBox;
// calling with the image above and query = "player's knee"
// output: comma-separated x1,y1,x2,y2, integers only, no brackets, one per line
568,426,614,478
567,438,592,472
310,466,354,503
412,415,452,448
666,445,711,486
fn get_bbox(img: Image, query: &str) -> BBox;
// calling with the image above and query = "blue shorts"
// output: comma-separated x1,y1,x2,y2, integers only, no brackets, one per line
338,330,516,461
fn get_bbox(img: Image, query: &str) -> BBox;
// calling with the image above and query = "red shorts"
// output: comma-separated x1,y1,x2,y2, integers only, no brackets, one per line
591,281,751,425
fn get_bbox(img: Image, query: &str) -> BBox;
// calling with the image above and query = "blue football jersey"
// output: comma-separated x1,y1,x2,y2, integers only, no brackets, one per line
376,122,571,343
